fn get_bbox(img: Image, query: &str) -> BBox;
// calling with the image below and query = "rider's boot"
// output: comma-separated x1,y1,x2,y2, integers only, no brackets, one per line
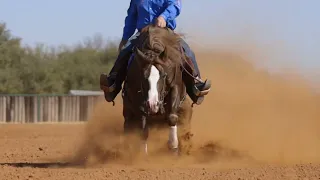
183,72,211,105
100,51,132,102
190,77,211,105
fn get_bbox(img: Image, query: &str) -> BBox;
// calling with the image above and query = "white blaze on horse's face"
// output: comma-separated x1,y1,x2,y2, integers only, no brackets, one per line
147,65,160,114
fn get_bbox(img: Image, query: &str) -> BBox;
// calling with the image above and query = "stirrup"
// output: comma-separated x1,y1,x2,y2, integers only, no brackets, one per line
192,79,211,97
100,83,116,93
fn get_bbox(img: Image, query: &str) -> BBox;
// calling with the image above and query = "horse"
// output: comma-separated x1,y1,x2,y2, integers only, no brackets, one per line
121,24,194,155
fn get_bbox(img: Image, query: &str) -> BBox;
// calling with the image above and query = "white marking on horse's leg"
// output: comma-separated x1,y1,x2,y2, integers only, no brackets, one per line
142,117,148,155
168,125,179,149
143,143,148,155
147,65,160,113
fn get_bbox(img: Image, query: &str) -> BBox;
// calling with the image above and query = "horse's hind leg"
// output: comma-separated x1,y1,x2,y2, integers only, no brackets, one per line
177,98,193,155
123,114,149,155
123,104,144,157
141,116,149,155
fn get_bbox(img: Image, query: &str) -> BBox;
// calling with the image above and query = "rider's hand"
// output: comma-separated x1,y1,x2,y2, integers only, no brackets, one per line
118,39,128,52
155,16,167,28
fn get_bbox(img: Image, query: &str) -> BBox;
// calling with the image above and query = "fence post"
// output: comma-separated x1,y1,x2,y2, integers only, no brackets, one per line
37,95,40,122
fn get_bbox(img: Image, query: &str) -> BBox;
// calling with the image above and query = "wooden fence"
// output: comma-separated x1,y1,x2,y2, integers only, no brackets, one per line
0,95,102,123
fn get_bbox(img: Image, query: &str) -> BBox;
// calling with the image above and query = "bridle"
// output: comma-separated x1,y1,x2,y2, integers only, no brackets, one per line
136,50,171,116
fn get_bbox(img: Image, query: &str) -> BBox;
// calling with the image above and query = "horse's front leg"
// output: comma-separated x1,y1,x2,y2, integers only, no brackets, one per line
167,85,180,153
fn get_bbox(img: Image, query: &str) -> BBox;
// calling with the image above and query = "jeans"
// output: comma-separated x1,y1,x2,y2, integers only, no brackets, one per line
179,38,201,78
108,32,140,76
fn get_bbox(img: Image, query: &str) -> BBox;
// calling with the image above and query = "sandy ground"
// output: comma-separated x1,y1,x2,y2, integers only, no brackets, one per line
1,50,320,180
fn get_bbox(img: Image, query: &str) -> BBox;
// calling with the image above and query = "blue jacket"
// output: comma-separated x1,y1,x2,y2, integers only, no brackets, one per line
122,0,182,41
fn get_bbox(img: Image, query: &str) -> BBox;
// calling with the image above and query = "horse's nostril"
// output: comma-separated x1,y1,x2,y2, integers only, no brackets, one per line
147,101,160,107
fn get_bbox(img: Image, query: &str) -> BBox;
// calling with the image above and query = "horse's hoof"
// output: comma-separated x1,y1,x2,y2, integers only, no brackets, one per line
170,148,180,156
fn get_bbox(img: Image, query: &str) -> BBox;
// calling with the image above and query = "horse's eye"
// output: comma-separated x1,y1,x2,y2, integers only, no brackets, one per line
144,72,149,79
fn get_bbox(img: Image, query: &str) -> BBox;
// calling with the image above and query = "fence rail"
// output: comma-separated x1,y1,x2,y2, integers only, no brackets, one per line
0,95,102,123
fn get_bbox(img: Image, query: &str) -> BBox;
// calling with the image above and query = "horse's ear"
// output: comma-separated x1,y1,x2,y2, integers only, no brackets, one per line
135,47,151,66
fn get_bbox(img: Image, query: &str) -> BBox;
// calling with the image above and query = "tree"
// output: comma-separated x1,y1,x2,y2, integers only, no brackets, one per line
0,22,118,94
0,23,24,93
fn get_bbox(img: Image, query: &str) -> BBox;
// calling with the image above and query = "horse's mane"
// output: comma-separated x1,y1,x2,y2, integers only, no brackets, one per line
137,24,183,66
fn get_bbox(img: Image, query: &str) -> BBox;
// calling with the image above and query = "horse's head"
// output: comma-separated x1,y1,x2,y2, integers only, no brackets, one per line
133,25,183,114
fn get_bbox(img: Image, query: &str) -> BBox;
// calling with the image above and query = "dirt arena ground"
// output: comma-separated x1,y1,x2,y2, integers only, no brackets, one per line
1,50,320,180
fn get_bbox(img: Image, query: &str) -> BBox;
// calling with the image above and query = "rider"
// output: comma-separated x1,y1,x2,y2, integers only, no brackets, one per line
100,0,211,105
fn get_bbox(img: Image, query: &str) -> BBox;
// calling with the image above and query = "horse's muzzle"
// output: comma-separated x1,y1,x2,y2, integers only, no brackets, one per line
146,100,160,114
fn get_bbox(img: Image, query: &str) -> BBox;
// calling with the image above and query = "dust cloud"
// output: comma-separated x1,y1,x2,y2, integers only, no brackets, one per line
193,50,320,165
69,45,320,168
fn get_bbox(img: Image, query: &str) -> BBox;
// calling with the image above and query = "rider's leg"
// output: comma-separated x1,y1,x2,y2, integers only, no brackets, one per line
100,33,139,102
179,38,211,105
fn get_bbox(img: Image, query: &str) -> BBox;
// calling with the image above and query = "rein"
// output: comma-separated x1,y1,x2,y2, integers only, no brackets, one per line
179,46,204,84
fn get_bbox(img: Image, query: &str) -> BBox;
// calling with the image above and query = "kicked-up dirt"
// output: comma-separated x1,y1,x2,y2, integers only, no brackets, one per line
0,50,320,180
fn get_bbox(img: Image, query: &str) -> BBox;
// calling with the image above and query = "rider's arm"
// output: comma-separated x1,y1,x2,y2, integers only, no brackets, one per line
160,0,181,21
122,0,138,41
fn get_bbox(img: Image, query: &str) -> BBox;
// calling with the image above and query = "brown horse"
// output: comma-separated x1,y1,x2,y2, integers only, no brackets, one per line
121,24,194,155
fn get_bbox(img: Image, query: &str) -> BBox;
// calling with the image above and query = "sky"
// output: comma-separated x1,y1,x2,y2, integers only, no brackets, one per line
1,0,319,82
